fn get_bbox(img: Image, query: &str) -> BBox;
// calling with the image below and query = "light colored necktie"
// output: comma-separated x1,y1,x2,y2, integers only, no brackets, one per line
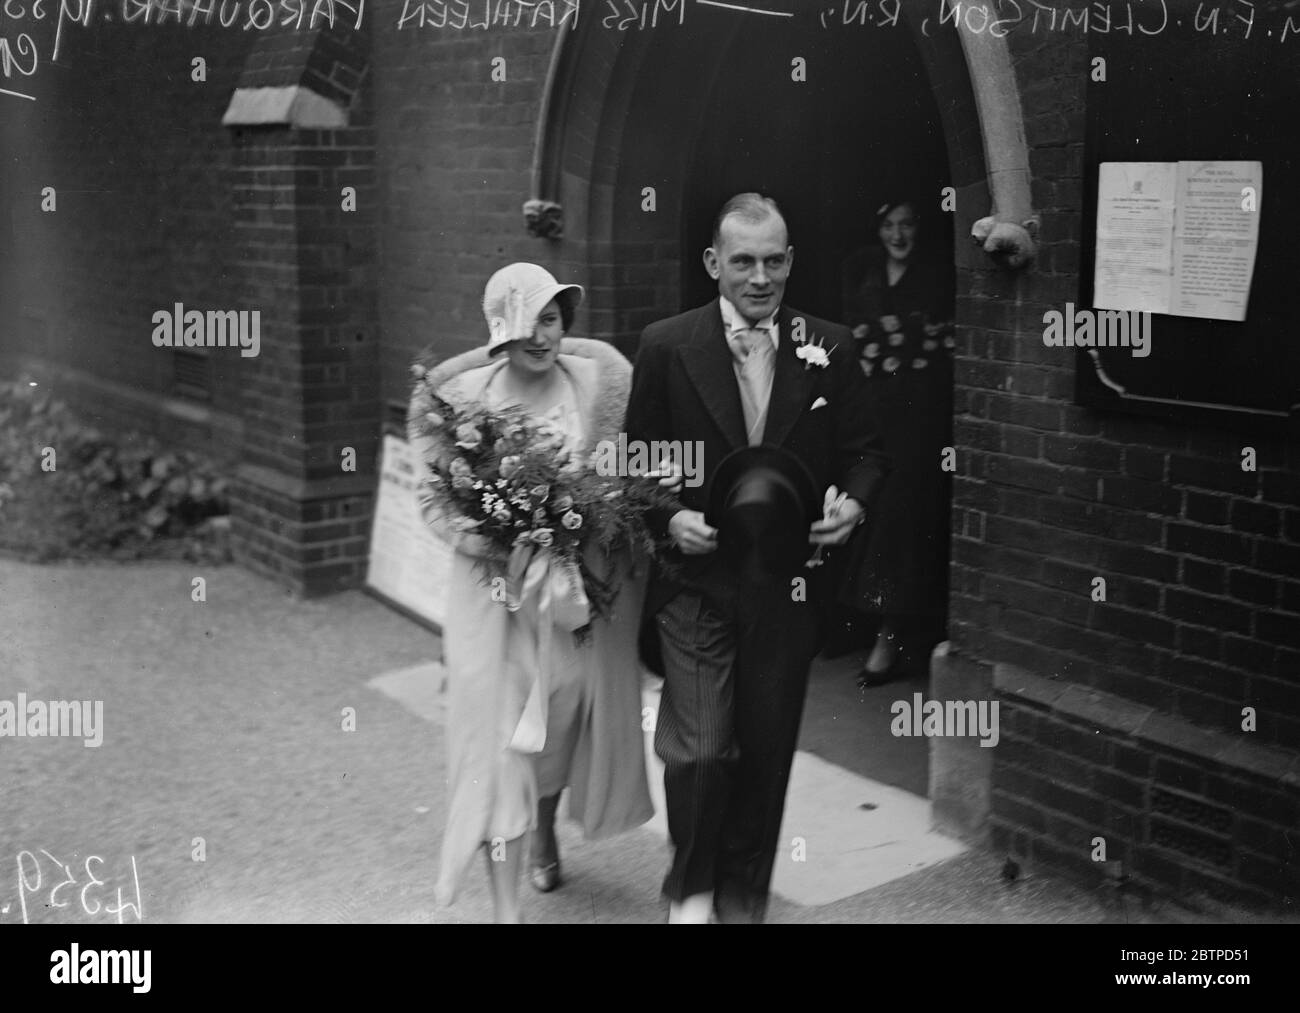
731,327,775,446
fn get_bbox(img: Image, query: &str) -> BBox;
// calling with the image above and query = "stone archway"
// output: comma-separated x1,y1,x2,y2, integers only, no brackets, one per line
528,16,741,354
527,11,1035,350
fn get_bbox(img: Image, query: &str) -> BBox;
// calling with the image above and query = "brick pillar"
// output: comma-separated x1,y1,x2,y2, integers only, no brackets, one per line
222,18,378,596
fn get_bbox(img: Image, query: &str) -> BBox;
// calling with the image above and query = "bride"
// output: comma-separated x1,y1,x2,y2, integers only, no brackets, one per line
407,262,674,922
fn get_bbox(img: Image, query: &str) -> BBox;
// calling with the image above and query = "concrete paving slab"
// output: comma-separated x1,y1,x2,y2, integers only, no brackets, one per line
370,657,964,909
772,751,966,905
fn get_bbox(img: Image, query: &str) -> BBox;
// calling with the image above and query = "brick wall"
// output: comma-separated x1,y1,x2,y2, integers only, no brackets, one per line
225,117,381,595
0,14,385,596
372,18,563,409
222,20,381,595
1,21,258,459
947,24,1300,908
995,665,1299,909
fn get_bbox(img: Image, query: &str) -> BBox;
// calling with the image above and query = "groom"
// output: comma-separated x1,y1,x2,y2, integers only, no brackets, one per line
624,193,889,923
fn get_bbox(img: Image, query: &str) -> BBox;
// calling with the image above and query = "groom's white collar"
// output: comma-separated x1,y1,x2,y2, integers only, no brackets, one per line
719,296,780,350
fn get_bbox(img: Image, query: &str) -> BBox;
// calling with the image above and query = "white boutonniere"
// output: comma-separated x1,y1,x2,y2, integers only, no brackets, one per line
795,335,834,370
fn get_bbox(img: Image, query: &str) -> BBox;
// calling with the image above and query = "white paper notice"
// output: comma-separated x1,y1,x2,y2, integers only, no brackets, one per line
1170,161,1262,322
1094,160,1261,321
366,434,453,629
1094,162,1178,314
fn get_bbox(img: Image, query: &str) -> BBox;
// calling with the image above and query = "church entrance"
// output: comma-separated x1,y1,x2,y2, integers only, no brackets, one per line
548,8,963,798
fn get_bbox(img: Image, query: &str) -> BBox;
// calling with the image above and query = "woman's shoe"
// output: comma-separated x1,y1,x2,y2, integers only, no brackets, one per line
529,860,562,893
530,792,563,893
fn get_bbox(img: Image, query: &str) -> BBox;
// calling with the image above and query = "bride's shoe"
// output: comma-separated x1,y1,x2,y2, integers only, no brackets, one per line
529,793,563,893
529,859,562,893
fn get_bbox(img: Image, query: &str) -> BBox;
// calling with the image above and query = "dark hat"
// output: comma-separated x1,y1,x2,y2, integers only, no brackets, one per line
705,446,821,579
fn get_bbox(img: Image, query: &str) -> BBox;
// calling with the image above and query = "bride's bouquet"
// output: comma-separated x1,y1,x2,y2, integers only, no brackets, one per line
409,363,678,629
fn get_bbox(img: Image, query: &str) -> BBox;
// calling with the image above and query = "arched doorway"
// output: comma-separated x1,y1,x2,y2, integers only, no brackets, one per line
535,10,995,353
537,10,1001,797
674,15,953,319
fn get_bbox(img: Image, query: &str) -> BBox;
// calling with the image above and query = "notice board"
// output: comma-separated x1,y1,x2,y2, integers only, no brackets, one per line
365,434,453,632
1078,9,1300,434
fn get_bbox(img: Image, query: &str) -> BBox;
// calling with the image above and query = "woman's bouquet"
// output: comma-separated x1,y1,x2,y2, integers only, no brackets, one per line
409,363,679,630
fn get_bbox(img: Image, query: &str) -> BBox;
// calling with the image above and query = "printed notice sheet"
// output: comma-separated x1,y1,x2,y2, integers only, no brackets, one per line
1094,161,1261,322
366,434,452,629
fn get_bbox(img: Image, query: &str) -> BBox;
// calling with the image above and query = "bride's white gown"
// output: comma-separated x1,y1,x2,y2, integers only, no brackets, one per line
424,357,653,907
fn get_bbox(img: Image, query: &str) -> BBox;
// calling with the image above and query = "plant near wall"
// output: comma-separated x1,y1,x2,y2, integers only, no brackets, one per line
0,376,233,563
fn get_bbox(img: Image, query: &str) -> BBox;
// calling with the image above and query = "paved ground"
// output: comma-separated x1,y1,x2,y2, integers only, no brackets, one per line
0,556,1239,925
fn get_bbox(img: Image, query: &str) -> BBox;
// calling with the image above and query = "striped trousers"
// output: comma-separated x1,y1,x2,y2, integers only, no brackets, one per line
652,581,820,923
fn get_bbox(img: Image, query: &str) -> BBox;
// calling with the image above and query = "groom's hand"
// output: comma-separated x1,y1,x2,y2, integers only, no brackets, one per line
808,493,864,546
668,510,718,555
647,459,684,495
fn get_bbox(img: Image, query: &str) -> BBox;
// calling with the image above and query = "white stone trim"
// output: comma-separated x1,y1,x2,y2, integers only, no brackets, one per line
221,85,348,129
956,26,1034,229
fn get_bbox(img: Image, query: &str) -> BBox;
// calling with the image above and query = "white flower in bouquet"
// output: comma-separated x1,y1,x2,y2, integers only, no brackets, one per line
553,493,573,513
532,528,555,548
452,475,473,490
561,510,582,530
499,455,522,479
493,505,513,523
449,458,472,477
455,424,483,450
531,484,549,502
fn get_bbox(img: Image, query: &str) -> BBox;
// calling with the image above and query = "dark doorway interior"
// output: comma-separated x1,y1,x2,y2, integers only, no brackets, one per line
678,15,953,324
674,15,952,798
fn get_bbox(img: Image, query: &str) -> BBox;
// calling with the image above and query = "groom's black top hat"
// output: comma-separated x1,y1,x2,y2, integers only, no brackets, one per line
705,445,821,579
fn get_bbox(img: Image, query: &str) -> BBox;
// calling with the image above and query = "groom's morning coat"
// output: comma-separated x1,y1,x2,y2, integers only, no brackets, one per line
624,298,891,658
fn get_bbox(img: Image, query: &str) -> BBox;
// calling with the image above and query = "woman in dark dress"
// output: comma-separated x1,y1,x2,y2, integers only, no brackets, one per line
839,200,955,685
